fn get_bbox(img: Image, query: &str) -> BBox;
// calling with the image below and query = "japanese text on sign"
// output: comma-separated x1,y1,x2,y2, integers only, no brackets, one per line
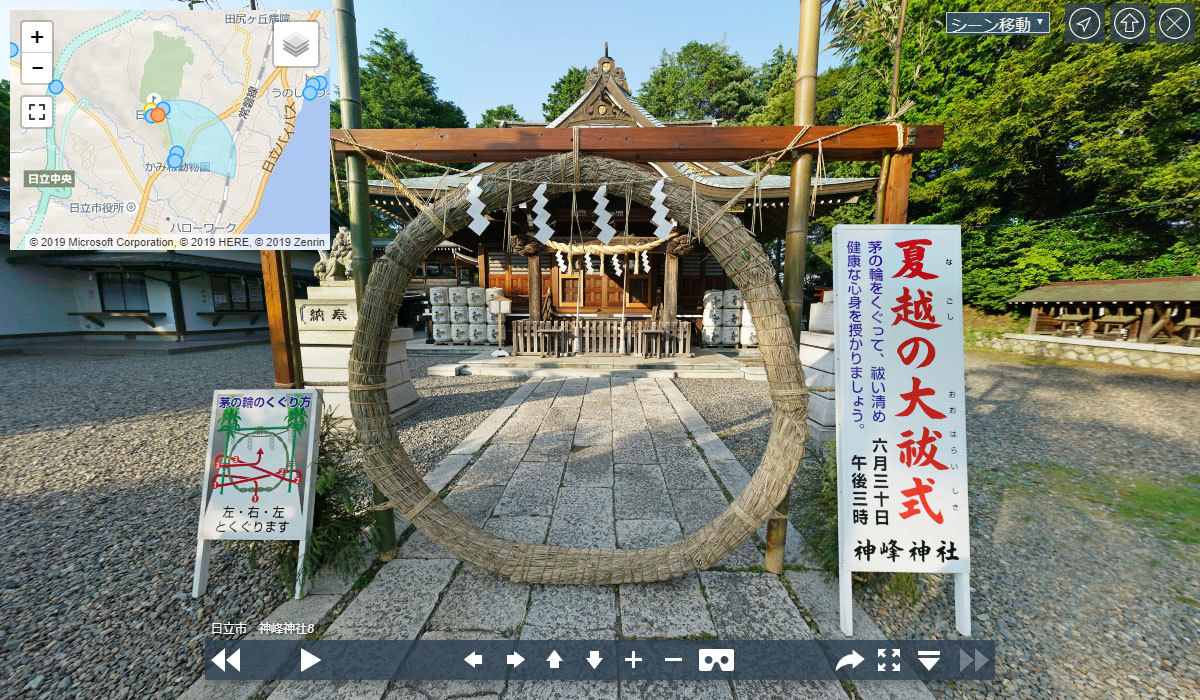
834,225,969,574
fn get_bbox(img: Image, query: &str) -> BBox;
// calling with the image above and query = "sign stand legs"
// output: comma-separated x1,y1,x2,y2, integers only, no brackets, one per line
192,540,212,598
294,537,308,599
839,563,853,636
954,571,971,635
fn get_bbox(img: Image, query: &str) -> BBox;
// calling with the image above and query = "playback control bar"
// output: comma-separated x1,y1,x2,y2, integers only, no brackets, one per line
205,640,994,682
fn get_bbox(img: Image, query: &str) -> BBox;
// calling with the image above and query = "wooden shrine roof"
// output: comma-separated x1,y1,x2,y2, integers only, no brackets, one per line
1009,276,1200,304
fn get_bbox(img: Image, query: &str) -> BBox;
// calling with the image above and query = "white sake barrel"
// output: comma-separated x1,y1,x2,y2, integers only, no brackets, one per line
448,286,467,306
432,324,451,343
468,324,488,343
486,310,500,325
740,324,758,346
485,287,504,300
722,308,741,326
430,306,450,324
487,324,502,343
429,287,448,306
450,306,469,324
702,307,722,326
721,326,740,345
450,324,469,343
467,306,487,324
467,287,487,307
703,289,724,310
701,325,722,345
723,289,744,309
741,305,754,327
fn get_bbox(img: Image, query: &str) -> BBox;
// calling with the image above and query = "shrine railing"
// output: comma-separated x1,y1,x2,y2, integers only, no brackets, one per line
512,319,692,357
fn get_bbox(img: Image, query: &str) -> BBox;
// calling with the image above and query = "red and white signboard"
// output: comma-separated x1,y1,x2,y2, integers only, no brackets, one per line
832,224,970,635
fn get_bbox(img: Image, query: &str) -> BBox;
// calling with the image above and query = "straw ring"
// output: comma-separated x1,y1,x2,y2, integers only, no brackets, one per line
349,154,810,584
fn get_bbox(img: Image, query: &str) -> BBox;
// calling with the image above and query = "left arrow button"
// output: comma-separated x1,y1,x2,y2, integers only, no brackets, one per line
465,652,483,668
300,648,320,672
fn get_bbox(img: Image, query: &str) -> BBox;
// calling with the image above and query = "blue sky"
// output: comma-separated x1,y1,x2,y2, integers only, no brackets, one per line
329,0,842,125
6,1,841,125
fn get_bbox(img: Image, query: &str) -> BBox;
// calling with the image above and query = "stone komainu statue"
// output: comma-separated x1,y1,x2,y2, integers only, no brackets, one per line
315,227,354,280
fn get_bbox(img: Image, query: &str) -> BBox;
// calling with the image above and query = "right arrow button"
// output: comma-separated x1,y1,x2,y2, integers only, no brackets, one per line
959,648,973,672
974,649,990,670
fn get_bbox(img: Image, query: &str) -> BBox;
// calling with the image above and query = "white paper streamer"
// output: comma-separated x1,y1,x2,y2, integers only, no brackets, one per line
584,253,594,274
532,183,553,243
611,253,623,277
641,250,651,272
555,250,567,273
649,178,672,239
594,185,616,244
466,175,487,235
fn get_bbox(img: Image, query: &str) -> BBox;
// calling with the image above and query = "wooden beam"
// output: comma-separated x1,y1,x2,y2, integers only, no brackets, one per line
1138,306,1156,343
261,250,298,389
880,152,914,224
527,254,542,324
1026,306,1041,334
331,125,943,163
663,252,679,324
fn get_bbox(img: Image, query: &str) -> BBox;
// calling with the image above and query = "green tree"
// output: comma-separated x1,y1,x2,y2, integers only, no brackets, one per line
637,41,760,123
542,66,588,121
819,0,1200,310
476,104,523,128
329,29,466,131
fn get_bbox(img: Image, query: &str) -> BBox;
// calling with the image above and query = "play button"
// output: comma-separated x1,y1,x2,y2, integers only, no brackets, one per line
300,648,321,672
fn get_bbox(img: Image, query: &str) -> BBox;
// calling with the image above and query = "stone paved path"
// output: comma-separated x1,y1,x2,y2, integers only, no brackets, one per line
194,376,931,700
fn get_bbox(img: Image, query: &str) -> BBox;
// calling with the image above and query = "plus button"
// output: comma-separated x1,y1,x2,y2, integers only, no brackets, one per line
30,31,45,44
625,651,643,669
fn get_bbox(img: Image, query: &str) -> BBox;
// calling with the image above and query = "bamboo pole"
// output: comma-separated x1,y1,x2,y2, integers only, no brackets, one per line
335,0,396,559
768,0,821,574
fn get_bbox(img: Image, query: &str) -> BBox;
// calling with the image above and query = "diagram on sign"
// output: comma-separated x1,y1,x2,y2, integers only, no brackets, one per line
199,394,314,539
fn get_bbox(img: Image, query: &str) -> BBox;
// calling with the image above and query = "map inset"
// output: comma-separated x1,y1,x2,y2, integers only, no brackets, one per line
9,10,330,250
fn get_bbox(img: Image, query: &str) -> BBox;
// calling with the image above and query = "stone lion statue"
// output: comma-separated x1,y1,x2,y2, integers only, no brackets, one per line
315,227,354,281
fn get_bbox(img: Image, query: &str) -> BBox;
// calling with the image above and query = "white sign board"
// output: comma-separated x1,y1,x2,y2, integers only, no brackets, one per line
192,389,322,599
832,225,970,635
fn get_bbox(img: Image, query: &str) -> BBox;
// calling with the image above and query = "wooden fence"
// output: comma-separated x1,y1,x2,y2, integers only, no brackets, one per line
513,319,692,357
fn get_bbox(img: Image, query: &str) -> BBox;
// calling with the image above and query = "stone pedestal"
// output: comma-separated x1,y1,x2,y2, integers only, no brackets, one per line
297,280,422,420
803,301,837,445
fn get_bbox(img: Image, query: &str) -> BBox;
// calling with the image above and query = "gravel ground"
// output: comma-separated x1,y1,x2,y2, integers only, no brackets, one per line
676,351,1200,699
0,346,519,700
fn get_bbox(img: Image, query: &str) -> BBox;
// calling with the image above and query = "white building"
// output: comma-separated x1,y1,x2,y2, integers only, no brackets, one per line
1,188,318,348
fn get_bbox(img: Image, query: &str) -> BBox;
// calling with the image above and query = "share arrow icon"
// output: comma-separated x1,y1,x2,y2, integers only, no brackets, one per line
835,650,864,671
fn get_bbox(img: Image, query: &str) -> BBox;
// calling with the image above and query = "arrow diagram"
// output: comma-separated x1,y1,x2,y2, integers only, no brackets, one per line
835,650,864,671
464,652,483,668
547,650,563,669
300,648,320,672
507,652,525,668
586,650,603,669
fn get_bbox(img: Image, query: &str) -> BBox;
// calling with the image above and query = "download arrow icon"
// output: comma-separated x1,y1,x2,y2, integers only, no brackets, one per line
586,650,603,669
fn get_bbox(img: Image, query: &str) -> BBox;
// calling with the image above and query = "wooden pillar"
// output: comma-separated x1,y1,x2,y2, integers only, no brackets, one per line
663,252,680,324
260,250,298,388
527,254,542,323
168,270,187,343
478,249,488,288
880,152,914,224
1139,305,1156,342
1026,305,1041,334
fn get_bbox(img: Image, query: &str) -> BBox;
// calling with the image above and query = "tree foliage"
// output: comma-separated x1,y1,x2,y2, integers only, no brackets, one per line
761,0,1200,310
542,66,588,122
637,41,761,123
329,29,466,131
476,104,523,128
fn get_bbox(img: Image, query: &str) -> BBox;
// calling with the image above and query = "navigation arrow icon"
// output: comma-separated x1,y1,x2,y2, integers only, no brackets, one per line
835,650,864,671
974,649,989,669
547,650,563,669
586,650,603,669
959,648,973,672
507,652,525,668
211,648,226,672
465,652,483,668
300,648,320,672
